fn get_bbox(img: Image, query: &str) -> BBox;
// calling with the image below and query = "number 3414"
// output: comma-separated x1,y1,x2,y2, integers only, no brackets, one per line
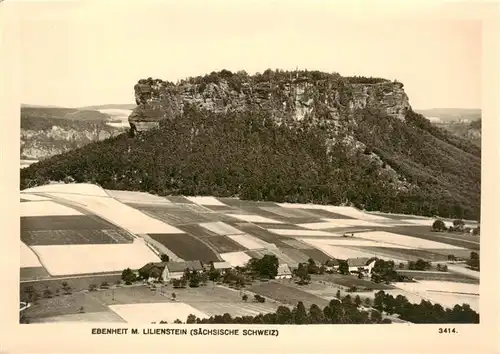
439,328,458,334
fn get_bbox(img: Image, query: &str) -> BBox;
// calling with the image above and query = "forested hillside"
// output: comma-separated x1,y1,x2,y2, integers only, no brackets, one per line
21,102,481,220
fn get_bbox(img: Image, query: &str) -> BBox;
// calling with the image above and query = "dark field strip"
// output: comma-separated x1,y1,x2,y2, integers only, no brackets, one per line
176,224,221,238
232,205,299,223
165,196,196,204
354,246,448,262
21,215,118,231
396,270,479,284
300,248,332,263
233,223,291,247
21,229,133,246
258,206,321,219
367,212,427,220
148,233,220,262
201,205,245,213
250,281,330,308
201,236,247,253
301,208,355,219
312,274,395,290
20,267,51,280
376,226,480,250
256,223,306,230
278,247,311,264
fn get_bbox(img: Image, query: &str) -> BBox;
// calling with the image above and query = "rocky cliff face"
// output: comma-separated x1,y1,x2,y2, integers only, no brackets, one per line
128,71,411,132
21,124,124,160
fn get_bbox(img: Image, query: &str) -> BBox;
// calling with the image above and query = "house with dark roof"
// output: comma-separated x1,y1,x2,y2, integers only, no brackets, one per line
138,262,168,281
164,261,205,281
139,261,205,282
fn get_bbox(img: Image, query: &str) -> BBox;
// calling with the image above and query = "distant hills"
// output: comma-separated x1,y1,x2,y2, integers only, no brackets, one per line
415,108,481,123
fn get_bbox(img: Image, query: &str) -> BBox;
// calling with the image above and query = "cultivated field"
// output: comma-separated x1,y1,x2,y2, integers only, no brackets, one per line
269,229,337,237
106,189,172,204
109,303,208,323
20,242,43,268
199,221,244,236
148,233,220,261
200,236,247,253
22,229,133,246
355,231,467,250
224,213,284,224
228,234,272,250
393,280,479,311
186,196,227,206
30,240,160,276
29,311,125,323
250,281,330,308
21,201,83,217
21,273,122,295
312,274,395,290
20,267,51,280
220,251,252,267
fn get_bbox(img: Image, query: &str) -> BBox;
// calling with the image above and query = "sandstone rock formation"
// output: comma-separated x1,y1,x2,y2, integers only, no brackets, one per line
128,71,411,133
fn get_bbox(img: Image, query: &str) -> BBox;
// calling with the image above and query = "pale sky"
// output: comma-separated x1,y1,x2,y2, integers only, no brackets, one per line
10,1,482,109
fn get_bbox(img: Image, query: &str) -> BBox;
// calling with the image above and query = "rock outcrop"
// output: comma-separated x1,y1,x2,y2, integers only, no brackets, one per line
128,71,411,132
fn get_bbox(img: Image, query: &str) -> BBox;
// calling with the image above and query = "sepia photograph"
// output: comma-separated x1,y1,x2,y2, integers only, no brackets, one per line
2,0,499,353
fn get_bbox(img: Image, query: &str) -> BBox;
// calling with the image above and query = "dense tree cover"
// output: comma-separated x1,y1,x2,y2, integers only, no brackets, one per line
175,299,389,324
247,255,279,279
408,259,432,271
467,252,480,271
21,102,480,219
371,260,410,283
432,220,447,231
373,291,479,323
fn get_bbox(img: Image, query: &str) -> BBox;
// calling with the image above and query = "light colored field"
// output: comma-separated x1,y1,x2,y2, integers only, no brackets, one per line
303,238,412,249
278,203,391,221
299,219,384,229
189,302,280,318
44,193,183,234
199,221,244,236
225,213,284,224
220,251,252,267
395,280,479,295
448,265,480,280
356,231,465,250
259,206,319,219
21,201,83,217
186,196,226,206
19,193,49,201
30,239,160,276
228,234,270,250
299,238,401,261
24,183,109,197
393,281,479,311
106,190,171,204
109,302,209,324
20,242,42,268
268,229,337,237
29,311,126,323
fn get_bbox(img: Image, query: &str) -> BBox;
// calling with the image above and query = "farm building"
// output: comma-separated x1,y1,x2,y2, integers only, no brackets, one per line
163,261,205,281
139,262,168,281
276,264,293,279
324,258,340,272
346,258,377,275
211,261,232,274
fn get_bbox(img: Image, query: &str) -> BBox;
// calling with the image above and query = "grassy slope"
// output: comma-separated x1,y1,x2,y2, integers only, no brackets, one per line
20,105,481,219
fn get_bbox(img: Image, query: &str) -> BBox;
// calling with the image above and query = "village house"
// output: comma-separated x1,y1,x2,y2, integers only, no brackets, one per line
211,261,232,275
324,258,340,272
276,264,293,279
139,260,205,282
346,258,377,275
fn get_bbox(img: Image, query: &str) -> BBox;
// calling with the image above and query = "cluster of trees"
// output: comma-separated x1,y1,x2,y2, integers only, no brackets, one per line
373,291,479,323
432,219,480,234
371,260,410,284
21,94,480,219
467,252,480,271
172,299,391,325
407,259,432,271
294,259,325,284
247,255,280,279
